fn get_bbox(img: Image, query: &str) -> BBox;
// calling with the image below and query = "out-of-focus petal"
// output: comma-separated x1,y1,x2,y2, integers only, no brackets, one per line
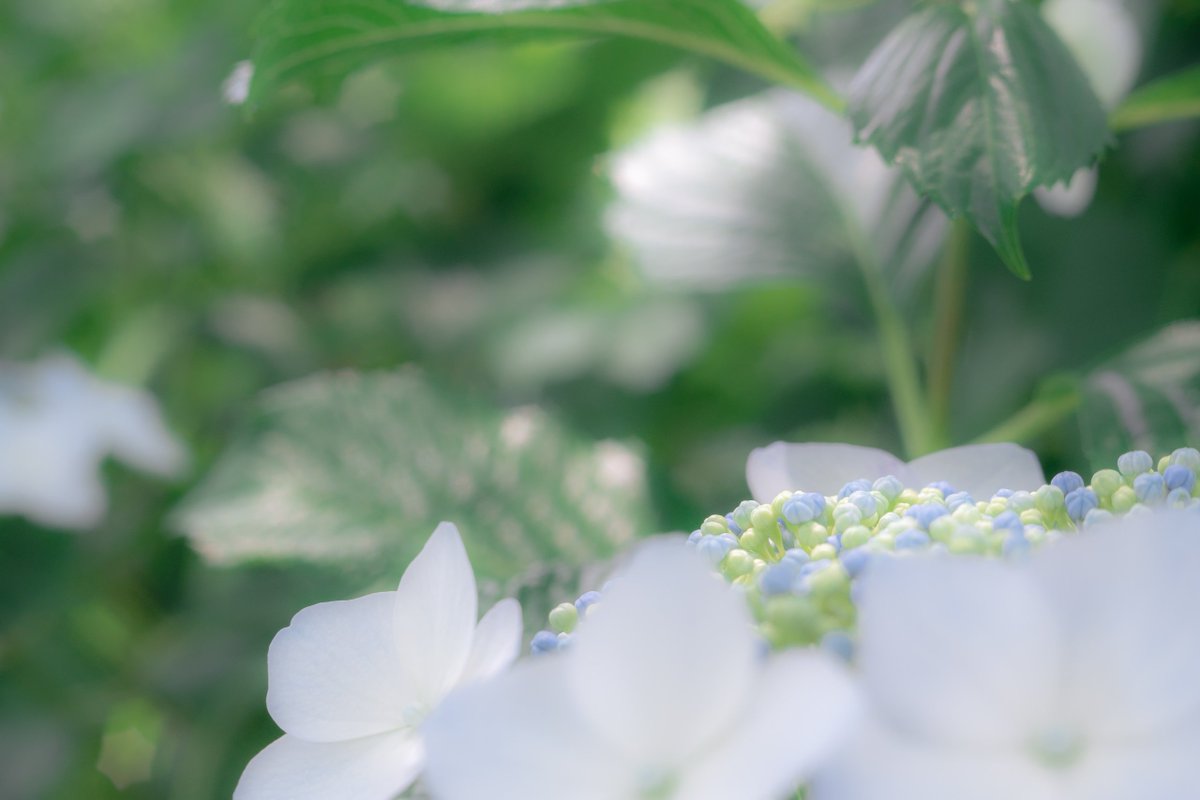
233,731,422,800
1068,732,1200,800
458,597,522,685
856,555,1059,746
392,522,479,704
1033,514,1200,740
678,652,862,800
1043,0,1142,108
567,539,757,765
266,592,414,742
907,443,1045,496
1034,167,1099,218
746,441,908,500
423,659,634,800
810,716,1058,800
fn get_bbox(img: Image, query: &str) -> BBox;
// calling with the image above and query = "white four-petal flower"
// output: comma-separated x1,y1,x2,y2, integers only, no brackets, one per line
746,441,1045,501
235,522,522,800
0,352,186,529
422,538,862,800
813,510,1200,800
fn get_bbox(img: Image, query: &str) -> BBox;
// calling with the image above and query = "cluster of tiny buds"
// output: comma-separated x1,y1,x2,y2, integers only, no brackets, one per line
533,448,1200,656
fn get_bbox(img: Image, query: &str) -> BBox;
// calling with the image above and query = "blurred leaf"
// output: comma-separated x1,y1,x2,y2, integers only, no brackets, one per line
606,89,945,293
174,369,650,582
847,0,1110,278
247,0,838,109
1112,63,1200,131
1080,321,1200,468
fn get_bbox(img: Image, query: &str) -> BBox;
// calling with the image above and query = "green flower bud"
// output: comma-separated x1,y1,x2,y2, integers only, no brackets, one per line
840,525,872,550
952,505,982,525
770,491,792,518
701,517,727,536
739,528,767,555
810,543,838,561
548,602,578,634
795,522,828,550
722,548,755,578
1091,469,1123,498
929,515,958,543
763,595,821,647
949,528,987,555
897,489,919,505
750,504,777,533
1019,509,1044,527
985,500,1008,517
1111,485,1137,513
1034,485,1064,515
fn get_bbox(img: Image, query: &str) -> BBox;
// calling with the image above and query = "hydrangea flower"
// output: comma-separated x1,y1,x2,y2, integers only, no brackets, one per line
235,522,521,800
812,509,1200,799
0,352,185,529
422,538,862,800
746,441,1045,502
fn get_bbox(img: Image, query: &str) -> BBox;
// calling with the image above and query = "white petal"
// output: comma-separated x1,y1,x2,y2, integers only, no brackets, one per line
907,443,1045,496
857,554,1059,746
678,652,862,800
568,539,757,765
1033,512,1200,740
95,383,187,477
233,731,422,800
423,659,634,800
393,522,479,704
1042,0,1142,108
746,441,908,501
266,592,414,742
458,597,522,685
1068,732,1200,800
1034,167,1099,218
810,716,1058,800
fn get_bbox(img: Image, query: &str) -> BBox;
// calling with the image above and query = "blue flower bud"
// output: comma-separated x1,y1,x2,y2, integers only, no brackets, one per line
872,475,904,501
904,503,949,529
894,529,931,550
825,534,842,553
1117,450,1153,477
1168,487,1195,508
994,488,1014,499
927,480,955,496
575,591,602,615
1133,471,1167,504
782,495,816,525
687,530,703,544
945,491,974,511
1002,530,1031,559
838,479,872,499
696,535,736,566
991,510,1023,534
1065,488,1099,522
725,514,742,534
531,630,560,655
730,500,758,531
1051,471,1085,496
1164,464,1196,493
840,548,873,578
1083,507,1115,526
759,563,799,596
782,547,810,566
847,490,877,518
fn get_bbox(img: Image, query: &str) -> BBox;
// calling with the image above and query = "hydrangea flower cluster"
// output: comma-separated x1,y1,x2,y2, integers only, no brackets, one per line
535,447,1200,654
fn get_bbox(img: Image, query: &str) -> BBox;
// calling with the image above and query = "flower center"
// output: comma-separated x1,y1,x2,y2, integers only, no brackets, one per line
1028,726,1086,770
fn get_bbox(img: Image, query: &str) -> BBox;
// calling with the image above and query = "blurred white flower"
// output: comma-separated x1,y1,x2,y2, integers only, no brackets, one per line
1036,0,1143,217
423,538,861,800
235,522,522,800
0,352,185,529
813,510,1200,800
606,89,945,292
746,441,1045,501
222,60,254,106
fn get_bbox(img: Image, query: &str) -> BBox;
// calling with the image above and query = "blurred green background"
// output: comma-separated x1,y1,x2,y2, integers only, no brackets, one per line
1,0,1198,797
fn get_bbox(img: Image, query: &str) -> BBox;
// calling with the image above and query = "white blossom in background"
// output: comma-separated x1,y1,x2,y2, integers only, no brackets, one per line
423,538,862,800
745,441,1045,501
1035,0,1143,217
0,352,185,529
222,60,254,106
235,522,522,800
813,510,1200,800
606,89,946,292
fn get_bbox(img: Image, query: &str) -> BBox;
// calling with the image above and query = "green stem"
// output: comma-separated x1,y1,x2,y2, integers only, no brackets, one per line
927,218,971,449
855,246,936,459
971,386,1082,445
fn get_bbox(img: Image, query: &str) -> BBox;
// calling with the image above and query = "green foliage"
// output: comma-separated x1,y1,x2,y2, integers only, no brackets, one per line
1080,322,1200,469
248,0,837,108
1112,63,1200,131
175,369,651,582
847,0,1110,278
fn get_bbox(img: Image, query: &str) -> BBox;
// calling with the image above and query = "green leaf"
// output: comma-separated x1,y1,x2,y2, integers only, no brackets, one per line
847,0,1110,279
247,0,838,109
1079,321,1200,469
1112,64,1200,132
607,89,946,295
173,369,651,585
